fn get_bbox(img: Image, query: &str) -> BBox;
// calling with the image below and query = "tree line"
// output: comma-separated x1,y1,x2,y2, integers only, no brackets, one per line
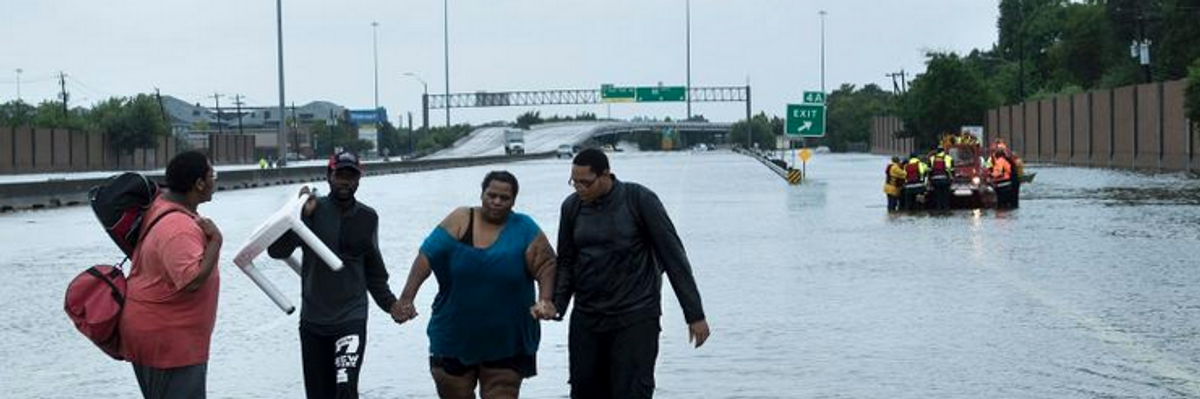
807,0,1200,151
0,95,171,154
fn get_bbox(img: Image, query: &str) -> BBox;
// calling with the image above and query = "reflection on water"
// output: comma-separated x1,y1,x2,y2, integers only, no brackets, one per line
2,152,1199,398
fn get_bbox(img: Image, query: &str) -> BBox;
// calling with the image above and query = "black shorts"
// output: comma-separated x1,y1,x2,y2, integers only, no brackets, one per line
430,354,537,378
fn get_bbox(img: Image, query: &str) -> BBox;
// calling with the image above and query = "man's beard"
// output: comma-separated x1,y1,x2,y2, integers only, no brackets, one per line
332,185,357,204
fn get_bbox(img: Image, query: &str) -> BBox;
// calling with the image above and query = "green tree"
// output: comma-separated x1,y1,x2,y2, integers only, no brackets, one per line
311,120,375,156
1053,3,1118,89
997,0,1068,97
87,95,169,154
376,121,410,156
416,124,475,153
825,83,894,152
899,52,998,149
0,100,36,127
1186,57,1200,124
31,100,87,130
516,111,542,129
730,112,777,150
1155,0,1200,80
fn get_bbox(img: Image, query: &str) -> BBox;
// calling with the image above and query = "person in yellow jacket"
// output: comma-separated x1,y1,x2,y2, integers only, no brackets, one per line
883,156,907,212
902,153,928,210
927,148,954,210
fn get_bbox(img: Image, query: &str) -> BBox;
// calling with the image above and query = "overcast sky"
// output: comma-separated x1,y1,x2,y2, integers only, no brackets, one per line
2,0,999,126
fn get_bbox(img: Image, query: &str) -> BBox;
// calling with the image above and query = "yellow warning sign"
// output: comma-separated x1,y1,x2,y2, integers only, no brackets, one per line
786,169,803,185
799,148,812,163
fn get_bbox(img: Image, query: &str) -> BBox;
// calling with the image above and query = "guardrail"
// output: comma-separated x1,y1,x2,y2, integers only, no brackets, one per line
734,147,802,185
0,152,554,213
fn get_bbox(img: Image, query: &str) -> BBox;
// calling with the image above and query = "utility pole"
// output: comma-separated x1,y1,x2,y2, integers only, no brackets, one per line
685,0,692,120
886,70,908,94
154,88,167,122
1018,3,1026,100
443,0,451,127
14,69,21,101
1134,8,1152,83
58,72,69,118
210,93,224,134
372,21,380,128
233,95,245,134
275,0,287,166
290,102,298,159
407,111,414,155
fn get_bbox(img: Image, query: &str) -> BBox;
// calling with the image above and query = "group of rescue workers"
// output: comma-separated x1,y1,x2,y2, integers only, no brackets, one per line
883,137,1023,211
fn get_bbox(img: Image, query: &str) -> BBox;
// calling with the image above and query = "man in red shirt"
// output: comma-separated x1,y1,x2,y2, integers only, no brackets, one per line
119,151,223,399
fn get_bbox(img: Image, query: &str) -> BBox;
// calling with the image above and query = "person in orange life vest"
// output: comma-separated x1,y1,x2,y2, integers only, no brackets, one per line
990,151,1015,209
883,156,906,212
927,147,954,210
902,153,928,210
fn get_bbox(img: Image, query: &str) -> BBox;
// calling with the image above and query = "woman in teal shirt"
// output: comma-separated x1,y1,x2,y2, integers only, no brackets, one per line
395,171,557,399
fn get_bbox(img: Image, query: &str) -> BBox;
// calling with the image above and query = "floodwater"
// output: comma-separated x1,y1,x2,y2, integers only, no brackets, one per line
2,151,1199,398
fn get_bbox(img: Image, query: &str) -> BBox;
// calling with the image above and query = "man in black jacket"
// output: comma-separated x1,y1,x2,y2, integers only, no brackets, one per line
554,148,710,399
268,151,403,399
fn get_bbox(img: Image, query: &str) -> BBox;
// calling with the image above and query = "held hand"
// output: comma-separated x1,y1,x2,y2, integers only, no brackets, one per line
529,300,557,320
299,186,318,217
391,300,418,325
195,216,223,246
688,320,710,348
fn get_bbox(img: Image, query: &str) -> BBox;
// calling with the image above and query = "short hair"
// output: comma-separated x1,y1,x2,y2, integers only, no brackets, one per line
482,170,519,197
572,148,609,175
166,151,211,193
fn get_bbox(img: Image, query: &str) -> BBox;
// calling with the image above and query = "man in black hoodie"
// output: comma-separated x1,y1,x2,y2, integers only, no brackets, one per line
554,148,710,399
268,151,402,399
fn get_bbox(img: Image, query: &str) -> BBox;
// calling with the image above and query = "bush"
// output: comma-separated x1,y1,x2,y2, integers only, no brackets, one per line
1186,58,1200,124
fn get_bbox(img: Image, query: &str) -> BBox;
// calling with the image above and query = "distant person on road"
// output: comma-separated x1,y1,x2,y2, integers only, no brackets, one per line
555,148,710,399
990,151,1014,209
884,156,907,212
267,151,403,399
120,151,222,399
393,170,558,399
902,152,928,210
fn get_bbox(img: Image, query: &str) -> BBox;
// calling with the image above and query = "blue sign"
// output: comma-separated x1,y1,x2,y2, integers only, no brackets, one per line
348,108,387,124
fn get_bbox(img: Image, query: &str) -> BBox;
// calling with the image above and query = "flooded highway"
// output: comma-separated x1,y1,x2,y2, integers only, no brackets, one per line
2,151,1199,398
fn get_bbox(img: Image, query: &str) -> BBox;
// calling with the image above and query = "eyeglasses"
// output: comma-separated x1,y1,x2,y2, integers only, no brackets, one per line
568,176,598,189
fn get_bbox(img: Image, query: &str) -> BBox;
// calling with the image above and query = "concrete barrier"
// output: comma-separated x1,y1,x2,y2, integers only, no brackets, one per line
1136,83,1162,170
1071,93,1091,166
1055,96,1071,163
0,152,554,213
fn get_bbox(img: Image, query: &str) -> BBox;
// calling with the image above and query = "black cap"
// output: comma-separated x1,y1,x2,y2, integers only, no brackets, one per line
328,151,363,174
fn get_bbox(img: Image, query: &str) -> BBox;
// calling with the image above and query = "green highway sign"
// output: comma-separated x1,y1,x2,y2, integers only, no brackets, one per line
635,86,686,102
786,103,825,137
601,84,636,102
802,91,826,104
601,84,687,102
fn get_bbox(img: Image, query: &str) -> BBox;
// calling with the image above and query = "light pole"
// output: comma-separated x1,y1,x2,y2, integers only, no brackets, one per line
276,0,287,165
404,72,429,134
14,69,21,101
372,22,380,124
819,10,827,95
443,0,451,127
685,0,691,120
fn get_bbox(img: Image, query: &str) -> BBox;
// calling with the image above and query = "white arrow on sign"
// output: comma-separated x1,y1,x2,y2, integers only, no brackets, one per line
798,121,813,132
